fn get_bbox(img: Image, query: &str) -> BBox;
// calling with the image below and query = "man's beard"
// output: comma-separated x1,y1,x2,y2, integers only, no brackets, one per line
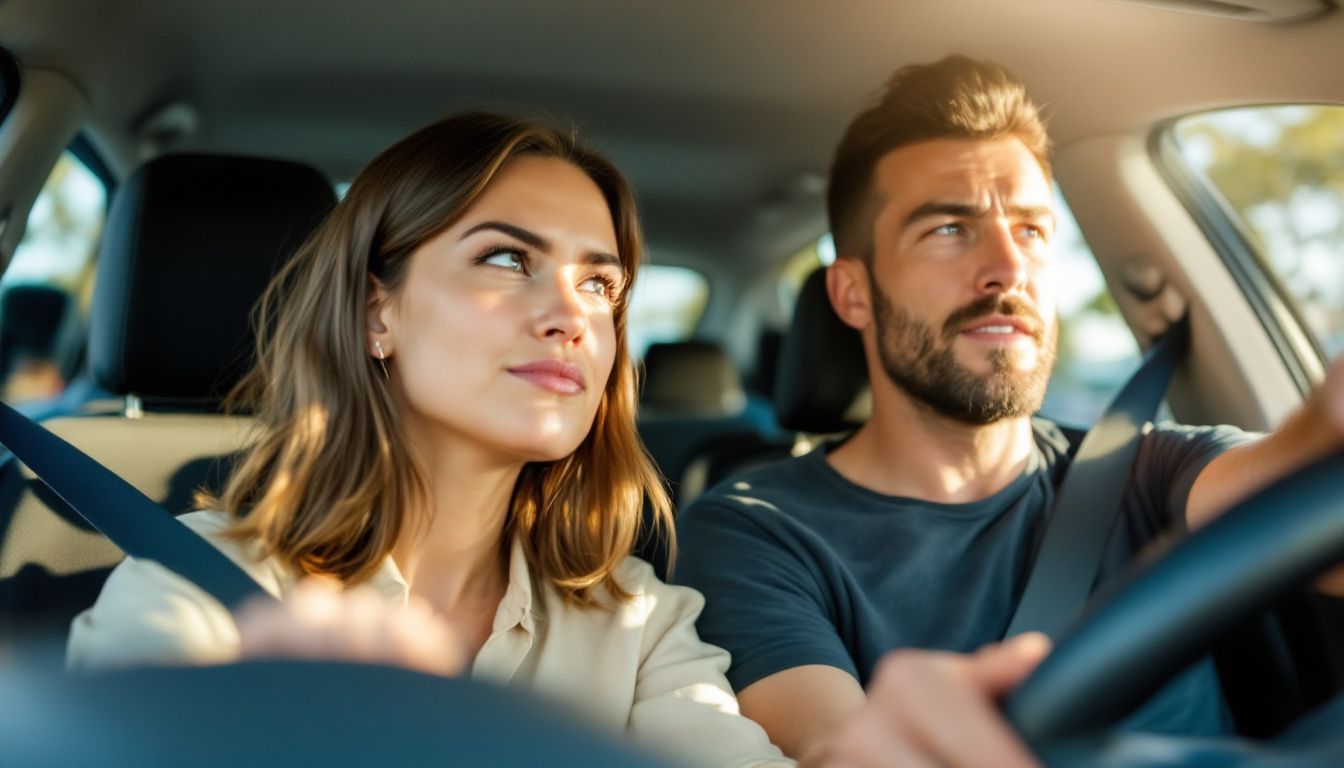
870,279,1057,425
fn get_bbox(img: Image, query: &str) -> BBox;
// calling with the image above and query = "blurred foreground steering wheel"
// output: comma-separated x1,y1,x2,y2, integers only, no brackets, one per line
0,660,674,767
1004,450,1344,767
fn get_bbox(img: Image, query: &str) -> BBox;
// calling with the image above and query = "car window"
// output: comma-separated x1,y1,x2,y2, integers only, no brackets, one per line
776,189,1141,427
626,263,709,359
1,150,107,408
1172,105,1344,359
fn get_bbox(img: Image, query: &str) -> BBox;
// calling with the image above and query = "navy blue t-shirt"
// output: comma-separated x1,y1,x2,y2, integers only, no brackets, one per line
673,419,1255,736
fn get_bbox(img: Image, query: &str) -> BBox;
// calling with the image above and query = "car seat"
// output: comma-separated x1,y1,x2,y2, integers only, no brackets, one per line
675,267,869,505
0,153,335,644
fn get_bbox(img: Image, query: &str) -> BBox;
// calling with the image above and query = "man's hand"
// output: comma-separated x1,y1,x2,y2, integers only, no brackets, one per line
826,633,1051,768
1324,353,1344,440
235,577,465,677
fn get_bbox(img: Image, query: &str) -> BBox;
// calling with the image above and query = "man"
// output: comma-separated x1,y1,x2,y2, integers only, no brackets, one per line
672,55,1344,767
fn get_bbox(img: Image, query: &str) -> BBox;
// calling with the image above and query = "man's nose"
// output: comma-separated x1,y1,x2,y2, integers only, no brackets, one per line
973,222,1029,295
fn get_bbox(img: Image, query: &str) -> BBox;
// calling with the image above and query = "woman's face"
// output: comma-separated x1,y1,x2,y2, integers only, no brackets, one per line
371,156,625,465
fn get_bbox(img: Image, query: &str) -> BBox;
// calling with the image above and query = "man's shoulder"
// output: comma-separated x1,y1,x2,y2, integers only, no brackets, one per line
686,448,829,515
675,448,840,549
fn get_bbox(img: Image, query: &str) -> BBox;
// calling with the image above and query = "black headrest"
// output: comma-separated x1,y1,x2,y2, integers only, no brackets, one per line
90,154,336,401
640,341,746,416
773,267,869,433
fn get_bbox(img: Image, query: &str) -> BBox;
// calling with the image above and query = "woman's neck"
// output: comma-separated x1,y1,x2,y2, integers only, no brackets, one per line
390,430,521,613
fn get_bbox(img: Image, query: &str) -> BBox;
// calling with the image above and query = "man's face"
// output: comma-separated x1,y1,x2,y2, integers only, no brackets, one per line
864,137,1059,424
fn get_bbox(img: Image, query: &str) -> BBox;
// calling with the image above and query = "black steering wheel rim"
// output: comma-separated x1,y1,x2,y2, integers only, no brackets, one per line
0,660,675,768
1004,450,1344,751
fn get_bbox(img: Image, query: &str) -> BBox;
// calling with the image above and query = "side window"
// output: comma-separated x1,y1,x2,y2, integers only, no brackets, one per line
1041,189,1140,426
0,150,108,410
1172,105,1344,358
775,190,1141,427
626,264,709,359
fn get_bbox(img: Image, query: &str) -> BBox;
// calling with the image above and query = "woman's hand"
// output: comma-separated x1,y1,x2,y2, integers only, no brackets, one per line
235,578,465,677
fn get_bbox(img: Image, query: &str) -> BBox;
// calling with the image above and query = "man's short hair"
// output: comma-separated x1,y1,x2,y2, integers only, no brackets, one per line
827,55,1051,262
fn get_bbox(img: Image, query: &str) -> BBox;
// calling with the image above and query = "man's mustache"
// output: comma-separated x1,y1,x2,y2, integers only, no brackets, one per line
941,295,1045,342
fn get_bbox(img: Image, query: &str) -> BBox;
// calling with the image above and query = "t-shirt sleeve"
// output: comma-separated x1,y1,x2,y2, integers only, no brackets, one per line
672,492,857,691
1129,422,1260,533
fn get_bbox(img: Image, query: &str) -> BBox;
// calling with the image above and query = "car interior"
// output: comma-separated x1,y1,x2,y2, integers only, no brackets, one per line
0,0,1342,764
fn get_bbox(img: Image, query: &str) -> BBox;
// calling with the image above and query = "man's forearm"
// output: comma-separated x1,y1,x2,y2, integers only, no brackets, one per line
1187,387,1343,530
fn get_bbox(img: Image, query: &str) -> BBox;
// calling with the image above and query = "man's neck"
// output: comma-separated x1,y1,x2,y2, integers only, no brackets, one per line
826,388,1036,504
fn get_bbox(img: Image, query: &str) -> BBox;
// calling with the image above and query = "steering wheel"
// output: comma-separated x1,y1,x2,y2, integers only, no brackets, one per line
0,660,675,768
1003,450,1344,767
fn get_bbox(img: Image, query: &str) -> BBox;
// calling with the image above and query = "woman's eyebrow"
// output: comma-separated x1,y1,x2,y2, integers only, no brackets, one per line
459,221,621,268
585,251,622,269
460,221,549,250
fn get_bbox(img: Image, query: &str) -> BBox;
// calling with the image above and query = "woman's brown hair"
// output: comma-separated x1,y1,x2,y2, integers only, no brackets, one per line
204,112,671,605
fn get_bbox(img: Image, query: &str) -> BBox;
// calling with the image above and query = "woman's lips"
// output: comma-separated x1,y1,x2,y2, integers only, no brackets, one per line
507,359,586,395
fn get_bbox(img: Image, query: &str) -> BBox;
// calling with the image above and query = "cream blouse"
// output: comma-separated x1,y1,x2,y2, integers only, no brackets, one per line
67,511,790,768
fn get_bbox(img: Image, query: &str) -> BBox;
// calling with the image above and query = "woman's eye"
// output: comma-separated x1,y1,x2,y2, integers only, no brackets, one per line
480,248,528,273
579,275,617,298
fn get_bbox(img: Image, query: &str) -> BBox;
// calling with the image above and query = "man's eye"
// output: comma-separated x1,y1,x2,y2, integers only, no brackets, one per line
479,248,528,273
931,223,965,237
1018,224,1049,242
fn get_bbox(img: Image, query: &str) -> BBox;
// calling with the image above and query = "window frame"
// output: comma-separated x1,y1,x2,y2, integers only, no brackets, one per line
0,48,18,127
1150,112,1325,395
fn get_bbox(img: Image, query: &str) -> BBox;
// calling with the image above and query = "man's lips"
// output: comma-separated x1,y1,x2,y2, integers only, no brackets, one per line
958,315,1038,341
507,359,586,395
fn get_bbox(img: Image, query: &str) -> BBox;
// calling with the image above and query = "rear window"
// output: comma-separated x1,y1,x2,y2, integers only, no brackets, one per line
1,151,108,410
1172,105,1344,358
626,264,709,359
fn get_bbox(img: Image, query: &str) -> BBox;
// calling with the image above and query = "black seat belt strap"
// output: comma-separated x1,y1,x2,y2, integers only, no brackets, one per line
1005,314,1190,640
0,401,275,612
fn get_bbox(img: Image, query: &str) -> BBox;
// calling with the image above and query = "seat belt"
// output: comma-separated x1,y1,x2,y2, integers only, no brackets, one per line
0,400,275,612
1005,314,1190,640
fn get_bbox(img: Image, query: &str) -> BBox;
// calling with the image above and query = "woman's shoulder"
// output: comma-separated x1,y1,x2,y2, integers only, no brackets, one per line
602,555,708,623
175,510,290,592
176,508,234,536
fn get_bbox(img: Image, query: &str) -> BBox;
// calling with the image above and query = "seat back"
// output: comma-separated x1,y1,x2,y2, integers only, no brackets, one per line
637,341,768,489
0,154,335,644
675,267,870,505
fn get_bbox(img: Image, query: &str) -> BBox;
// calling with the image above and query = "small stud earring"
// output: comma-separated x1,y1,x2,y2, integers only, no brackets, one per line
373,340,389,380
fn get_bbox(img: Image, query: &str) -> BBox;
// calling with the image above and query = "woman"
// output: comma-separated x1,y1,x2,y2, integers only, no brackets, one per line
68,113,788,767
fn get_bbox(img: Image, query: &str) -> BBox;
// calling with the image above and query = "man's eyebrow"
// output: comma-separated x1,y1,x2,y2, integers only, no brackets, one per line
901,201,1056,229
1006,204,1056,226
460,221,550,250
901,201,988,229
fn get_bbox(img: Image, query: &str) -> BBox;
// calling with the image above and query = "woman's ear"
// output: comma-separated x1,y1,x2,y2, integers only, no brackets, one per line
827,257,875,331
366,274,393,357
